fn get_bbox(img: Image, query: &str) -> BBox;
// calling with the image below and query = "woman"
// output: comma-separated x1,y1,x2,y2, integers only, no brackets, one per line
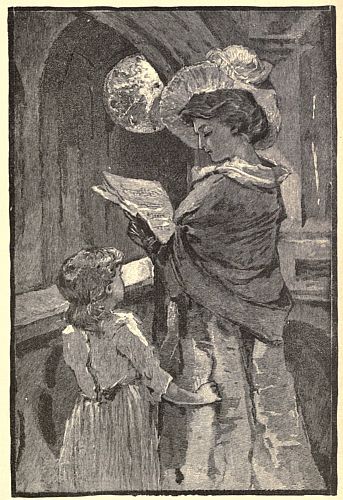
127,51,325,490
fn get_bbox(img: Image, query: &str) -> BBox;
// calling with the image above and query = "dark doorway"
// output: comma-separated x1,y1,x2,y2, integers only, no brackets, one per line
39,15,193,286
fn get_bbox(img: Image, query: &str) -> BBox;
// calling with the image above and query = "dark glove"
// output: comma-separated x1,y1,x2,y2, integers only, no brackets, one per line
127,213,161,257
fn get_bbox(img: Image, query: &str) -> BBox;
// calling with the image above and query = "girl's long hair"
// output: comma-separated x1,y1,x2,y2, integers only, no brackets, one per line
56,247,123,333
65,302,109,333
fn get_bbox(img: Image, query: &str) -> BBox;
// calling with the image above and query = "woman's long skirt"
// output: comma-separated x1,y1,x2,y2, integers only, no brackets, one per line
158,298,326,491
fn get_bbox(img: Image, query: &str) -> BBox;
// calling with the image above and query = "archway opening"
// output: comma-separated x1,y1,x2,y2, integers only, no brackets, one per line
39,15,192,286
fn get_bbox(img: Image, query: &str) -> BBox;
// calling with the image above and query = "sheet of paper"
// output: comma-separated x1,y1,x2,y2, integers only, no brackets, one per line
93,172,175,244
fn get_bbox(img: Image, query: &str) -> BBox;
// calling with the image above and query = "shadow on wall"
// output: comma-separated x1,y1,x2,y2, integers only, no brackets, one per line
283,320,333,487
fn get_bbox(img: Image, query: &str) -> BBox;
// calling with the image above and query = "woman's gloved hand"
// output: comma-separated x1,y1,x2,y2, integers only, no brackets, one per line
126,213,161,257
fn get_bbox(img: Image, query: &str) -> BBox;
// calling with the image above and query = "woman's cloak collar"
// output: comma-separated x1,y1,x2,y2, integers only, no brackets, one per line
190,156,290,190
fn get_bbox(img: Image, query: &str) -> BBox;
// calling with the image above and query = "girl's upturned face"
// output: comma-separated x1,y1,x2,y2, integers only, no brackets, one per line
102,269,125,310
193,117,239,163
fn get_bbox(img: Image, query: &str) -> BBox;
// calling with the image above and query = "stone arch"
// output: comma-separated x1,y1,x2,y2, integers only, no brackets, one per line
39,15,193,285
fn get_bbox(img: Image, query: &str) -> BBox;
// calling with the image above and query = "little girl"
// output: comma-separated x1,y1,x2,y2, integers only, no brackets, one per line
57,247,219,493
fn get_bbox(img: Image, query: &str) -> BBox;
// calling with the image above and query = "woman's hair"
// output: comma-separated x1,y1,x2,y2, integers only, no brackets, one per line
57,247,123,332
179,88,269,145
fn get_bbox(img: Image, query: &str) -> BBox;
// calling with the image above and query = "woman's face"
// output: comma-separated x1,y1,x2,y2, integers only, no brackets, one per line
193,117,239,163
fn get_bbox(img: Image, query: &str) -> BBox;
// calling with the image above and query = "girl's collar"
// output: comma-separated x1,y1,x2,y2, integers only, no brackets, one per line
62,324,75,335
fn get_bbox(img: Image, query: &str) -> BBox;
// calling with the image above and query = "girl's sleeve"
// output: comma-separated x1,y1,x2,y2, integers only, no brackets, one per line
62,326,96,399
105,314,172,402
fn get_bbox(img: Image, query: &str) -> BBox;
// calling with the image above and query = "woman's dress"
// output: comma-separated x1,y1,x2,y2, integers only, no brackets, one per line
154,157,326,490
58,310,172,493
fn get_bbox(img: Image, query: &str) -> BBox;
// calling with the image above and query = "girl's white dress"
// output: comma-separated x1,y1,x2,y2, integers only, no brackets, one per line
58,310,172,493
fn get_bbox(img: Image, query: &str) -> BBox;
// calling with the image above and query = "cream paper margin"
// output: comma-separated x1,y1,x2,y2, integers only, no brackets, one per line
1,1,341,498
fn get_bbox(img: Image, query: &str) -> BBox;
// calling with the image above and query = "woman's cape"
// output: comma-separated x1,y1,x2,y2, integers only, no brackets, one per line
157,157,292,345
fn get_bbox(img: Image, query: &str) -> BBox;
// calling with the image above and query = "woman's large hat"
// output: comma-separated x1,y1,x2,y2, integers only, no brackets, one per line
159,46,281,150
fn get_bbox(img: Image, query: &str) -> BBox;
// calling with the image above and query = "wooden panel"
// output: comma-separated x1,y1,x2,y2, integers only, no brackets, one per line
60,144,83,254
72,54,103,248
40,91,64,285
